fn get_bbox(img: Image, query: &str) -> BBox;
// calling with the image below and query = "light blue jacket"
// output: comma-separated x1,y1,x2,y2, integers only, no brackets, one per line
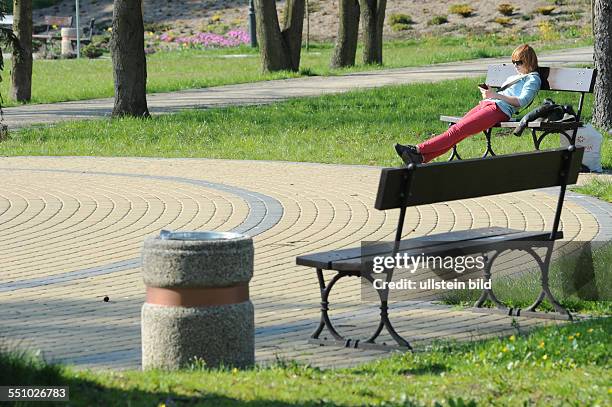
487,72,541,118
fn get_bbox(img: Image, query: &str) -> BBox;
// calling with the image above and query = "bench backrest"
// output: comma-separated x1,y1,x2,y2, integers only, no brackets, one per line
86,18,96,39
376,147,583,243
43,15,73,28
486,64,596,93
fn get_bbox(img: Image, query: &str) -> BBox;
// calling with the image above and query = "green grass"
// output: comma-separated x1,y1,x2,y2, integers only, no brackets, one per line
442,241,612,315
3,76,609,169
0,33,593,107
573,177,612,202
1,318,610,406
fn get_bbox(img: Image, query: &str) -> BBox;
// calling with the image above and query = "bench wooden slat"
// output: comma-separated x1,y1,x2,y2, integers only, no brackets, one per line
330,230,561,271
43,16,73,27
375,148,583,210
32,34,55,40
440,115,517,127
487,65,596,93
439,115,582,130
296,226,519,269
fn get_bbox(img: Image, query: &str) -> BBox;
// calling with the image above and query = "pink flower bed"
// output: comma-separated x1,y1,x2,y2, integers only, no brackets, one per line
159,30,250,48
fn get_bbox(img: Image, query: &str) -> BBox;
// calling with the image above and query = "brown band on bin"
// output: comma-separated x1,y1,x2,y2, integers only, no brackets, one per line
146,284,249,307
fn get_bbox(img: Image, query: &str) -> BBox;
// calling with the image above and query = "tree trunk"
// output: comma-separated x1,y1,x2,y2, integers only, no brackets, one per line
254,0,304,72
359,0,386,65
111,0,149,117
11,0,32,102
593,0,612,129
281,0,305,71
330,0,360,68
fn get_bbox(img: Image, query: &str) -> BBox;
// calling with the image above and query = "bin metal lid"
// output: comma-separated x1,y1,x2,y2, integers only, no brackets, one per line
159,230,245,241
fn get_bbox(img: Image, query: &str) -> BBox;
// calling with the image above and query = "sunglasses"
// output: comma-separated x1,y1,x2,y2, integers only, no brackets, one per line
512,60,524,66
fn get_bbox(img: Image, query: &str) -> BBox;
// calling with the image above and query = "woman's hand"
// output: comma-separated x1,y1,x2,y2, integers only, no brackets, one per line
480,87,497,99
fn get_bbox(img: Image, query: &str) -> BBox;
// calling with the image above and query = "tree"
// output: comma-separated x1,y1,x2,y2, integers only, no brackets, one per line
330,0,360,68
593,0,611,129
11,0,32,102
359,0,386,65
111,0,149,117
255,0,305,72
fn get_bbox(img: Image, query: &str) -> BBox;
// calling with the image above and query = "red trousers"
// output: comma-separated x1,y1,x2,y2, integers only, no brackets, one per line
418,101,510,163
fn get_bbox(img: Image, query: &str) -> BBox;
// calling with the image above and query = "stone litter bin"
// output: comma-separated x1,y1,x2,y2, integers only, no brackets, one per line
141,230,254,370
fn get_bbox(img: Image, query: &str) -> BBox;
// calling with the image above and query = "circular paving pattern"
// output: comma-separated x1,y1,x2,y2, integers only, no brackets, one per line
0,157,609,370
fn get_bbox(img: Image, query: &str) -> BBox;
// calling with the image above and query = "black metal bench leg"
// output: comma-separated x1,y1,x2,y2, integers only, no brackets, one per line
532,129,573,151
364,299,413,350
473,252,510,312
448,145,462,161
482,129,496,158
360,273,412,350
310,269,347,342
447,123,462,161
532,129,561,151
523,247,572,320
531,129,540,150
309,269,412,351
449,128,495,161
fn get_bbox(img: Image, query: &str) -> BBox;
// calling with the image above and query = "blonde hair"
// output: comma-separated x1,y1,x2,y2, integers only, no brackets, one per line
512,44,538,72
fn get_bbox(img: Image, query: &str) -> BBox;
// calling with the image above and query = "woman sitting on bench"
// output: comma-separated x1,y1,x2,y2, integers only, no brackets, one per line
395,44,541,164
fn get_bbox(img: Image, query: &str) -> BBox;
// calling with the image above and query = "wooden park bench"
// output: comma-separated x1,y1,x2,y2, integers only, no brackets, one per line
33,16,95,50
296,146,584,350
440,65,596,160
32,16,73,43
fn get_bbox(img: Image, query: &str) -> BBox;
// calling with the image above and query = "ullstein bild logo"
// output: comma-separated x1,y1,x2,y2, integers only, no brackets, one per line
369,253,489,291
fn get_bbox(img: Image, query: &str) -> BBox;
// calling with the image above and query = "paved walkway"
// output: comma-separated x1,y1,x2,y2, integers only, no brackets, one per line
0,157,609,370
3,47,594,129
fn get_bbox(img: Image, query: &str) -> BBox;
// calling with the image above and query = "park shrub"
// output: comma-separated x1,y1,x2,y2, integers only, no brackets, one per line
554,11,583,22
199,22,231,35
143,22,171,33
32,39,44,52
390,23,411,32
388,13,413,25
521,14,532,21
449,4,474,18
81,43,103,59
538,21,561,40
428,15,448,25
494,17,512,26
307,1,322,13
497,4,515,16
536,6,556,15
92,34,110,50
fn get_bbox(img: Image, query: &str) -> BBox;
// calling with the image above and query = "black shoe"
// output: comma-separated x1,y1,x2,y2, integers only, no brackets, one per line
394,143,423,165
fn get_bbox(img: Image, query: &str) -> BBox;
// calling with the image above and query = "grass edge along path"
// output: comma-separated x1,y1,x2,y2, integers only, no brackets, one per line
1,317,610,406
0,34,592,107
442,240,612,316
573,177,612,203
3,76,609,169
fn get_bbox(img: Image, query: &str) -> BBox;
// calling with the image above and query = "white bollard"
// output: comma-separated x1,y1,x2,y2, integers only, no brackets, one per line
60,27,79,56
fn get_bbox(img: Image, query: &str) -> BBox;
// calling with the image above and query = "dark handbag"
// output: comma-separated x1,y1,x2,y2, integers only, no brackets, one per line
513,98,577,137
